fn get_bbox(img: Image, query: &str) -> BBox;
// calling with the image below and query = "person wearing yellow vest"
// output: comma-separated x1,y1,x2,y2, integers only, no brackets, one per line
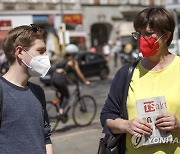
101,7,180,154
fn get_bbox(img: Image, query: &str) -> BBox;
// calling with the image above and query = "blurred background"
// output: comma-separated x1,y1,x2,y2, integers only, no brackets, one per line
0,0,180,153
0,0,180,57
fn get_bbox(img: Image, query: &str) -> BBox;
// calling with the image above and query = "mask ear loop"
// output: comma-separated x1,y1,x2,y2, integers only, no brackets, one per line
155,34,164,43
24,49,34,58
153,35,164,51
21,49,33,69
142,34,164,49
22,60,32,69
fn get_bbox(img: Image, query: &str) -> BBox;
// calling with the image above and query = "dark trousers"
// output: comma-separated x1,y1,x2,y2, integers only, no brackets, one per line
51,72,70,109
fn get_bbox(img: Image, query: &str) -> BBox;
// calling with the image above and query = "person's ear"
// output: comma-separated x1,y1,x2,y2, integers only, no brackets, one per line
164,31,172,43
15,46,23,59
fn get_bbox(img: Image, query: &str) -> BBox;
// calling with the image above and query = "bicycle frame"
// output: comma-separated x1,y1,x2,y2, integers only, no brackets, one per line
55,80,82,115
47,80,97,131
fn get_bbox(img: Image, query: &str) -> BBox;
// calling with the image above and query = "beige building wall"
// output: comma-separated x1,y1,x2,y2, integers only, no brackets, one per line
82,5,121,48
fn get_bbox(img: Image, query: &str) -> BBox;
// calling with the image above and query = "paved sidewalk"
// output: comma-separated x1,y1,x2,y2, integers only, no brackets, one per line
51,122,104,154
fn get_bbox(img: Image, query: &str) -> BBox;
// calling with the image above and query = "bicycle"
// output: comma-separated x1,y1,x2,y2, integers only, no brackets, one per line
46,81,97,132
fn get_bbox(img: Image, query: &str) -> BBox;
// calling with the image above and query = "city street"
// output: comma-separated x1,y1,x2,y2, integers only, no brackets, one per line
1,1,179,154
31,56,122,154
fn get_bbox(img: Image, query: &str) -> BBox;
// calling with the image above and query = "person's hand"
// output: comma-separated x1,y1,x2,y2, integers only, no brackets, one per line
155,113,180,131
84,80,90,85
56,68,64,74
126,118,153,136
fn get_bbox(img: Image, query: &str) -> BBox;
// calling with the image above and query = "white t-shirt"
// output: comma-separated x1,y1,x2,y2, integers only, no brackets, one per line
103,44,110,55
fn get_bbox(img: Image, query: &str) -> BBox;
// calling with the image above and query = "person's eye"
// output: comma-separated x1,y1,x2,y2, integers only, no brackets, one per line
38,50,46,55
145,32,154,37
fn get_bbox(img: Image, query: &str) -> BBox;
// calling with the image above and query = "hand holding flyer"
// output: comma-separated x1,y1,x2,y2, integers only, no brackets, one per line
134,96,173,146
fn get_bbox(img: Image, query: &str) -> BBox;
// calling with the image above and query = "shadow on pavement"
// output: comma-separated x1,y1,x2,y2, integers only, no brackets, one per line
53,124,78,134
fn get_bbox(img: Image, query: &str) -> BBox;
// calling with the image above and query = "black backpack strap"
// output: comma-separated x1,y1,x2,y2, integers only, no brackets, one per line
119,61,139,154
0,84,2,127
28,82,45,109
28,82,51,143
122,61,139,120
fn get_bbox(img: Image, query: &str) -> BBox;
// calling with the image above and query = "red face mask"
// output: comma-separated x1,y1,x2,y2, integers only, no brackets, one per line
138,36,160,57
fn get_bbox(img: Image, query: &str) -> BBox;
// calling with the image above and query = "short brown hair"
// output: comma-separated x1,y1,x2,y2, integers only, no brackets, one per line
3,24,47,64
133,7,175,46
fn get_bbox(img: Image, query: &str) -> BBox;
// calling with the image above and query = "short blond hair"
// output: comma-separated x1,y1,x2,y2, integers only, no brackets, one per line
3,25,47,64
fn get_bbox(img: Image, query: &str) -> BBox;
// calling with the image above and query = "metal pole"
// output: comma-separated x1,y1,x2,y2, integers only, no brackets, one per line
60,0,65,55
60,0,64,23
165,1,180,55
173,9,179,55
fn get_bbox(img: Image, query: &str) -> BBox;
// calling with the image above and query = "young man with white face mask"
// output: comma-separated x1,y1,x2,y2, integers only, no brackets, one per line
1,24,53,154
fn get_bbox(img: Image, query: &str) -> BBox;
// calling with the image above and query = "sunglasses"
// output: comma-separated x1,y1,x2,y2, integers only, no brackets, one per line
30,24,40,32
15,24,40,41
132,31,158,40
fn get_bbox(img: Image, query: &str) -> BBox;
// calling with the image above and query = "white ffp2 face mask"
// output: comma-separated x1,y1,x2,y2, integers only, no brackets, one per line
22,51,51,77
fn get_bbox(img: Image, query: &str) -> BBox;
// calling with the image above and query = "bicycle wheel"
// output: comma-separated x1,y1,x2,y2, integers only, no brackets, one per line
72,95,97,126
46,101,59,132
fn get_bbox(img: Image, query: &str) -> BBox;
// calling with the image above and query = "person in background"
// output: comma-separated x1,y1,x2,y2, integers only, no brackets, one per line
100,7,180,154
51,44,90,116
90,46,96,53
0,52,9,74
112,39,122,67
1,24,53,154
103,42,111,62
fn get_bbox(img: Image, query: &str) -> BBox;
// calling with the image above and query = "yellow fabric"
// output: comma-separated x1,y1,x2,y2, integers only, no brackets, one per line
126,56,180,154
124,43,133,54
53,35,60,55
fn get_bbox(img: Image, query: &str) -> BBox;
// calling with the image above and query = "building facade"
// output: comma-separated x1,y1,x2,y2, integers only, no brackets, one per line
0,0,179,53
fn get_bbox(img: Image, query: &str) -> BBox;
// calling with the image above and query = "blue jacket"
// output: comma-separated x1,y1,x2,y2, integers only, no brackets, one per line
100,64,132,134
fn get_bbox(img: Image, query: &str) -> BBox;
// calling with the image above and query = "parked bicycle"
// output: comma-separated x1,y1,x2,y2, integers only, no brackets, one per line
46,81,97,132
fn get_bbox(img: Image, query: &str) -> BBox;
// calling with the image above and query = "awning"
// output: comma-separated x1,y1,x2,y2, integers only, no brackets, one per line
33,15,49,24
0,30,9,43
68,31,87,37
